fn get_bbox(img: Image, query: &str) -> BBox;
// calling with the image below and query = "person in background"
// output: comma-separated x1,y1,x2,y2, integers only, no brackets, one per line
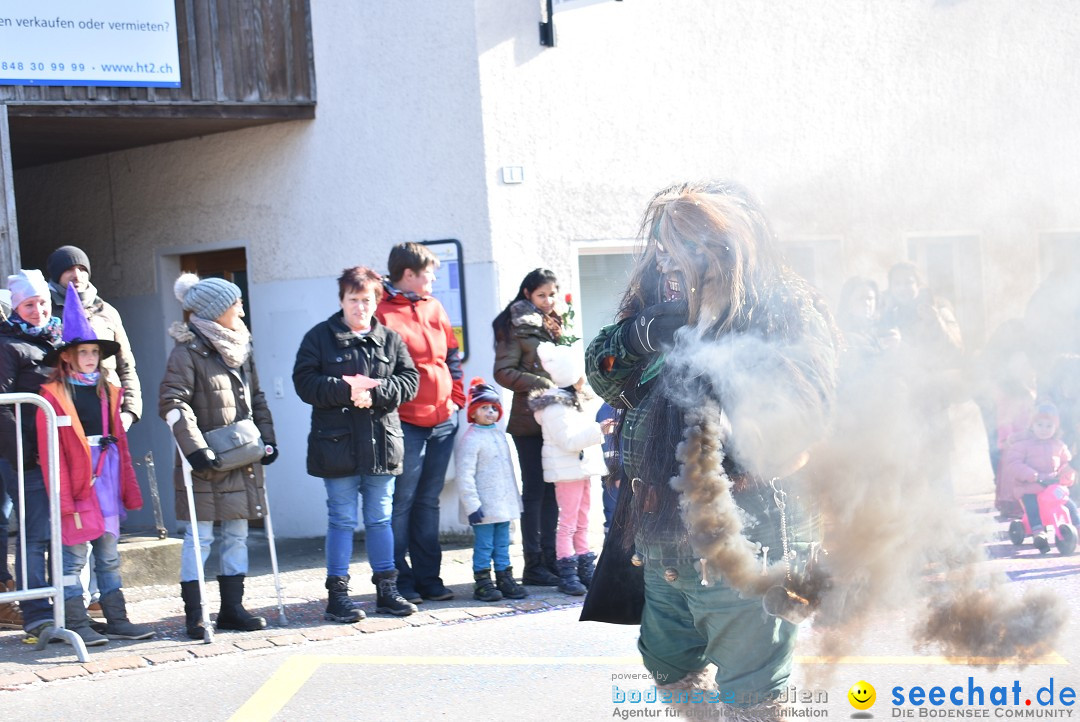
160,273,277,639
376,242,465,604
0,271,63,640
46,246,141,430
492,268,564,587
293,266,421,619
0,288,17,630
37,283,153,646
454,378,528,603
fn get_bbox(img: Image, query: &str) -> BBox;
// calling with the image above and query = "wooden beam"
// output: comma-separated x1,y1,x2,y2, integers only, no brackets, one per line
0,106,20,281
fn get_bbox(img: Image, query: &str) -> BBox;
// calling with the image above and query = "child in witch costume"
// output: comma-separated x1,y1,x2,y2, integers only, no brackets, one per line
37,283,152,646
455,378,528,601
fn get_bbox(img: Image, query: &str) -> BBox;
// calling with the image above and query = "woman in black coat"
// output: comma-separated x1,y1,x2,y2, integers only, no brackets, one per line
293,266,419,620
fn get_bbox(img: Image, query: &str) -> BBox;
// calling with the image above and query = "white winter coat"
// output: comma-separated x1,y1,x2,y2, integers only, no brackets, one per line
455,424,523,525
529,388,607,483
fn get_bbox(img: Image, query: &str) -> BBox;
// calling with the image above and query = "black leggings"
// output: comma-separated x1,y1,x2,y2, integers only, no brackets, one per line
513,435,558,554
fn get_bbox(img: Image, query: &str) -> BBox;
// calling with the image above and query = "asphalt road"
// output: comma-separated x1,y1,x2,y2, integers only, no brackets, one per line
4,501,1079,722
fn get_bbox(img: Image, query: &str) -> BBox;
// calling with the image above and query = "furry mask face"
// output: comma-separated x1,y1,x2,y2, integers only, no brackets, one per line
625,183,778,333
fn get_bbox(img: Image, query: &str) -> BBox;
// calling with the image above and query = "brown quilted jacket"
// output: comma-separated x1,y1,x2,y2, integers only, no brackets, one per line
159,322,276,522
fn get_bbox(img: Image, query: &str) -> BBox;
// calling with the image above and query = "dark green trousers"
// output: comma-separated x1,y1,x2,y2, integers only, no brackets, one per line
636,481,818,705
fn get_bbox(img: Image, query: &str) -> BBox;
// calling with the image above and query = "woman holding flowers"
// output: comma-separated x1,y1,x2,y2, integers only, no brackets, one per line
492,268,569,586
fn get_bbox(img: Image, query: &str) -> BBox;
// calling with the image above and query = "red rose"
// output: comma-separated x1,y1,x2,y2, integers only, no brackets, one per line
564,293,573,304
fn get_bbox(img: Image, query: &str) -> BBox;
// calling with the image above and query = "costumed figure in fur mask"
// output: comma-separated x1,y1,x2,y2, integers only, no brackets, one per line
584,181,838,717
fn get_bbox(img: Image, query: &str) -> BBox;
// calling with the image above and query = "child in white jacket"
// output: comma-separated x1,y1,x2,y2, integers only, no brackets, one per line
529,343,612,595
456,378,528,602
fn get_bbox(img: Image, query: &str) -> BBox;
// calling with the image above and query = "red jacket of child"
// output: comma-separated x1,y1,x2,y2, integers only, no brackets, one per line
1001,431,1076,501
36,380,142,544
376,287,466,427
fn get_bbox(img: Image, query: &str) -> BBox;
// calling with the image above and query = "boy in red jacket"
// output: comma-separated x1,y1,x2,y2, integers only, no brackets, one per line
376,242,466,602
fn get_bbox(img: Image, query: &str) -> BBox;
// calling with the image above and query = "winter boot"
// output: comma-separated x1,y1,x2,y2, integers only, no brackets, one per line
325,576,365,623
180,580,207,640
541,547,560,577
93,590,155,640
63,596,108,647
521,551,560,586
372,569,417,617
215,575,267,631
494,567,528,600
0,579,23,630
472,569,503,602
576,551,597,589
556,556,587,596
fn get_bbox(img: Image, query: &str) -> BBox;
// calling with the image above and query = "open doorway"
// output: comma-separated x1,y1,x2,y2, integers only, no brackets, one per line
179,248,250,328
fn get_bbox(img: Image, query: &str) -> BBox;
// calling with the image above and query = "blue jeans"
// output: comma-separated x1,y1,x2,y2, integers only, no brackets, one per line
62,533,121,601
324,474,395,575
4,467,51,630
393,416,457,595
180,520,249,582
472,521,511,572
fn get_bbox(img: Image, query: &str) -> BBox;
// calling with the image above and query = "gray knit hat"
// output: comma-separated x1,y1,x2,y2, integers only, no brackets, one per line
173,272,242,321
46,245,92,283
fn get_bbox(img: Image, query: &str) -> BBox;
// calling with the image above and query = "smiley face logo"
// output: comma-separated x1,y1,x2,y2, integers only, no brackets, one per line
848,681,876,710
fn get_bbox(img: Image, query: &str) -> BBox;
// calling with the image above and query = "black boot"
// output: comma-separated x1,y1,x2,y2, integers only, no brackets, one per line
215,575,267,631
180,581,206,640
541,547,560,577
63,596,108,647
372,569,417,617
94,590,155,640
556,556,586,596
522,551,560,586
472,569,503,602
494,567,528,600
325,576,365,623
576,551,597,589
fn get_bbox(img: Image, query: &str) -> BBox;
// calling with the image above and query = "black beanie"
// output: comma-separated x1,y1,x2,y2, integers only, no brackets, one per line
46,245,91,283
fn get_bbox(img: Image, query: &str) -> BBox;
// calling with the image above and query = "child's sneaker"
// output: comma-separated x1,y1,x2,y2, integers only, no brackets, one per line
1032,527,1052,554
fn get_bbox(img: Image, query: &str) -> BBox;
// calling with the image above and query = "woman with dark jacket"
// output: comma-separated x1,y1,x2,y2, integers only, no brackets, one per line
160,274,277,639
293,267,420,619
0,270,62,638
492,268,563,586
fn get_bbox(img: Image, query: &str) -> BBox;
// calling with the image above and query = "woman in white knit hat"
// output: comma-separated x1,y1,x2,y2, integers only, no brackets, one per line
0,269,62,639
159,273,278,639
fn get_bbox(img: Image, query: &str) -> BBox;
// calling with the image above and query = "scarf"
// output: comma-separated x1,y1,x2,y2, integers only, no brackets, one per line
189,317,252,368
7,313,63,346
382,279,424,303
49,279,101,310
70,371,101,386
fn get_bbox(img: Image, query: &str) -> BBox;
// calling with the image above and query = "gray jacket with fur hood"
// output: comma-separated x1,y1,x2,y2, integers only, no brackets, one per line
159,321,276,522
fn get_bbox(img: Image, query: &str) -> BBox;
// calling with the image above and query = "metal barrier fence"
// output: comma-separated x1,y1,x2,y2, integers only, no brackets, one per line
0,392,89,661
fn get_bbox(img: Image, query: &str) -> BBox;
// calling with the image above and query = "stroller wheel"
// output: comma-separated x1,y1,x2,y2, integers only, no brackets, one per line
1055,525,1077,556
1033,532,1051,555
1008,521,1026,546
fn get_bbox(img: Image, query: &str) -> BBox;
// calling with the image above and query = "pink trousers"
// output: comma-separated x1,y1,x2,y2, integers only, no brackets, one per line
554,478,591,560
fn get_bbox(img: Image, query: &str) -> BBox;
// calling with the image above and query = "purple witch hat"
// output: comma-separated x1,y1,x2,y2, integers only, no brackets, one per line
42,282,121,367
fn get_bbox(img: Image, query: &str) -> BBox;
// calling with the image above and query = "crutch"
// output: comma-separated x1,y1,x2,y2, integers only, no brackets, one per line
260,469,288,626
165,409,213,644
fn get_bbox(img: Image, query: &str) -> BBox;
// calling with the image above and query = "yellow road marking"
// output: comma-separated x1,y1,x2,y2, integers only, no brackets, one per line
228,652,1069,722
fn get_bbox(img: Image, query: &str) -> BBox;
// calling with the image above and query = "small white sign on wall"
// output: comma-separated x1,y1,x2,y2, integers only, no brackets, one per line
0,0,181,88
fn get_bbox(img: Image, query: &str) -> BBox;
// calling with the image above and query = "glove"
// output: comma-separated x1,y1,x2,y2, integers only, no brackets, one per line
186,448,220,472
260,444,279,466
468,507,485,525
621,301,689,355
